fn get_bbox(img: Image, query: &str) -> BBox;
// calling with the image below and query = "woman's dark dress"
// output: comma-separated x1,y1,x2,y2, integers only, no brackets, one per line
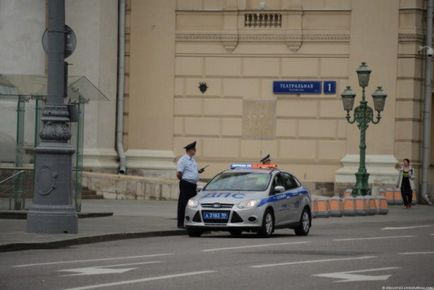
400,170,412,206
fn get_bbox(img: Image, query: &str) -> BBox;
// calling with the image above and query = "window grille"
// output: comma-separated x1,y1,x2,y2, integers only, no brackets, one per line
244,13,282,28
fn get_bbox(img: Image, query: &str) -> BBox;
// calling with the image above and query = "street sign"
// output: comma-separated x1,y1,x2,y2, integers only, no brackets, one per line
323,81,336,94
42,25,76,58
273,81,322,94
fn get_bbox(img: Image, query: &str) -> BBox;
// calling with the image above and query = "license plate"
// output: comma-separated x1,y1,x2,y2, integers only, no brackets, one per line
202,211,229,220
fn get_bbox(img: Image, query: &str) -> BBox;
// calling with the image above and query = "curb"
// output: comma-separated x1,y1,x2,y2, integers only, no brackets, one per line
0,229,186,252
0,211,114,219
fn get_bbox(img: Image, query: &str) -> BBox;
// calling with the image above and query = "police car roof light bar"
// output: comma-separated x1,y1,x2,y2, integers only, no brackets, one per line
230,163,278,169
230,163,252,169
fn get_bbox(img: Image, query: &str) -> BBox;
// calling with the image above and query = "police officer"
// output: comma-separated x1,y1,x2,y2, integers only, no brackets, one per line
176,141,204,228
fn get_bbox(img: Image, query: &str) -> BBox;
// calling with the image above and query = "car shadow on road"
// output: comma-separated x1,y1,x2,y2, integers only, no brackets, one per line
198,232,299,239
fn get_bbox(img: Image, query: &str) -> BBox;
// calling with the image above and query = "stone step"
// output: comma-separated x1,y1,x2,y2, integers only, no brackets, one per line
81,194,104,200
0,192,32,198
80,186,104,199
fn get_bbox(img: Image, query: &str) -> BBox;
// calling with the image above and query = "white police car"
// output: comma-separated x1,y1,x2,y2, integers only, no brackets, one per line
184,163,312,238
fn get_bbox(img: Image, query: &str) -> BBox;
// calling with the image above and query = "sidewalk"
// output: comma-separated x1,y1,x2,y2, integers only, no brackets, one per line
0,199,184,251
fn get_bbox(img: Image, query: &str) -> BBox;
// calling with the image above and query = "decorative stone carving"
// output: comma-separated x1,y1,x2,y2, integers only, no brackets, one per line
39,105,72,142
243,100,276,139
35,166,57,196
285,32,303,52
42,105,70,119
221,33,239,52
40,121,72,141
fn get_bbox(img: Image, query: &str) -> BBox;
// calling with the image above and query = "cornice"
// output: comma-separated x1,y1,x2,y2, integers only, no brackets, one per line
176,32,350,42
398,32,425,43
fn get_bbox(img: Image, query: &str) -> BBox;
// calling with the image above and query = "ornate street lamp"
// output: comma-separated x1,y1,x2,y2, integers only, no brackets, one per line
341,62,387,196
27,0,78,233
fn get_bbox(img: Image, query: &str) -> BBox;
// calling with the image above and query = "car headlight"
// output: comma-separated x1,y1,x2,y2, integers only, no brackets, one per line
187,199,199,208
237,199,259,209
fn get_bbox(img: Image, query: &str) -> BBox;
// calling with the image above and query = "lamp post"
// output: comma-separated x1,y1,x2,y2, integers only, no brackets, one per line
27,0,78,233
341,62,388,196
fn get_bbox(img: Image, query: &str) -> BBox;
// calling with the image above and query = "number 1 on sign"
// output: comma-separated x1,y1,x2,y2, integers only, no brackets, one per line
323,81,336,94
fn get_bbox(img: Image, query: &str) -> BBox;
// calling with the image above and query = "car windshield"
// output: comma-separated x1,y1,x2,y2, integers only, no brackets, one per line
204,172,271,191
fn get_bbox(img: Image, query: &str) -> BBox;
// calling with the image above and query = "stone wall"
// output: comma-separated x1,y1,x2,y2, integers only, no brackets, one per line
171,0,351,184
82,172,180,200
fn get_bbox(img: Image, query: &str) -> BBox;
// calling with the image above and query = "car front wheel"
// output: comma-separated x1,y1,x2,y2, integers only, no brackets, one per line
258,209,274,238
294,209,311,236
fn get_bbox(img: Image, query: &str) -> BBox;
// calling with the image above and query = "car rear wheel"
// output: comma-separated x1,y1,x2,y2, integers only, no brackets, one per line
187,228,203,237
258,209,274,238
294,209,310,236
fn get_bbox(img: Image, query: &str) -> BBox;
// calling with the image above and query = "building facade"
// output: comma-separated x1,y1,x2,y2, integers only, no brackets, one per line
0,0,433,197
124,0,433,194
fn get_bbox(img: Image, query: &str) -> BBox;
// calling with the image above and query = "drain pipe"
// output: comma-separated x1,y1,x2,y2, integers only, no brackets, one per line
421,0,433,204
116,0,127,174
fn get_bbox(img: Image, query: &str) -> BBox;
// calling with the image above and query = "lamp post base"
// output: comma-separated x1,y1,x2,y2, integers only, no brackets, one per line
27,205,78,234
352,172,370,196
27,140,78,234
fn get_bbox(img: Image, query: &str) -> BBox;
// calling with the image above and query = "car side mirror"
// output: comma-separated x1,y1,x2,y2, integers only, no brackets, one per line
197,185,204,192
274,185,285,193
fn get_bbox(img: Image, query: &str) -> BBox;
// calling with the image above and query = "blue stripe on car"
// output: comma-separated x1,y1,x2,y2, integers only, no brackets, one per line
258,188,308,207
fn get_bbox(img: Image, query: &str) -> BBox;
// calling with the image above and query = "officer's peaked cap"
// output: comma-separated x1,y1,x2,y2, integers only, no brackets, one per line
260,154,271,163
184,141,197,150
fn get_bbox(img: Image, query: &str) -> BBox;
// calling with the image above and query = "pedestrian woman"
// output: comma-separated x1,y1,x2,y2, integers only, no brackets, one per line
396,158,415,208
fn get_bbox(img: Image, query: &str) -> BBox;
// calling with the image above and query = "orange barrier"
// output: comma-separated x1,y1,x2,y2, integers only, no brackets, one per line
385,188,417,206
329,197,343,217
312,198,330,218
378,196,389,214
397,190,417,205
384,188,396,204
372,196,382,214
313,195,389,218
312,199,318,218
366,197,376,215
393,189,402,204
399,190,417,205
343,197,355,216
354,196,367,216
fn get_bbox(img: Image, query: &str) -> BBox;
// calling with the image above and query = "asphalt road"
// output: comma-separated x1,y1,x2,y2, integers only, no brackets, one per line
1,206,433,290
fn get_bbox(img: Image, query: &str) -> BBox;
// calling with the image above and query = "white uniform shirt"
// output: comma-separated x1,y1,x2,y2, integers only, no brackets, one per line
177,154,199,183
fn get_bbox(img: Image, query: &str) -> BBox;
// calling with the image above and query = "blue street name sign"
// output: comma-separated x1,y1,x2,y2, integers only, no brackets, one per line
273,80,337,94
323,81,336,94
273,81,322,94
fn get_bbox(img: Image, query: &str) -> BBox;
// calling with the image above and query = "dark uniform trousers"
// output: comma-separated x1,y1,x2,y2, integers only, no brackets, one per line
177,179,197,227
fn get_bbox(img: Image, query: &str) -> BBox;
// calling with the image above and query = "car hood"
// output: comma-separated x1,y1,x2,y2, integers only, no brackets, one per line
194,190,265,204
